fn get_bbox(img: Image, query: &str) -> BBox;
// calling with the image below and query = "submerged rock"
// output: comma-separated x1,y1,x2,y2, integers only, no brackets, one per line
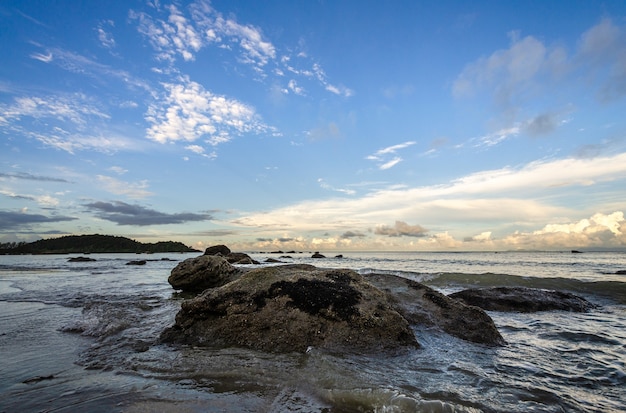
126,260,147,266
168,255,243,293
161,266,419,353
68,256,96,262
448,287,597,312
366,273,505,346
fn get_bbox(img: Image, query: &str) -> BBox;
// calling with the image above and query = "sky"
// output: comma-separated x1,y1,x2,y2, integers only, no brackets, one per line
1,1,626,252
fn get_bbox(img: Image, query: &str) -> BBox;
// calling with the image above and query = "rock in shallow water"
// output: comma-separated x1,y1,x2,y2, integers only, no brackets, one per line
366,273,506,346
161,265,419,353
448,287,598,312
168,255,243,293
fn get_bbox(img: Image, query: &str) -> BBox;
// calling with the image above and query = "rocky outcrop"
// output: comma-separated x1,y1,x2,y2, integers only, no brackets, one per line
168,255,243,293
163,254,507,352
448,287,597,312
312,252,325,258
161,265,419,353
366,273,505,346
204,244,259,264
204,244,231,256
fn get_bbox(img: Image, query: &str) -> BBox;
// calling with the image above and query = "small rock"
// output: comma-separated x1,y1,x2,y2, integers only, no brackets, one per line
68,256,96,262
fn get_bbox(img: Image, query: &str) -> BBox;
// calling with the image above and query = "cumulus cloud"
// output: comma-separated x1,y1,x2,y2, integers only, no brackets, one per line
84,201,212,226
375,221,429,237
146,77,271,146
0,210,76,230
500,211,626,249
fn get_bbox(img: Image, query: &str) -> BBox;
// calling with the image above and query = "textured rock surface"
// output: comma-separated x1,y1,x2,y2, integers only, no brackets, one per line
168,255,243,293
161,266,419,353
366,273,506,346
449,287,597,312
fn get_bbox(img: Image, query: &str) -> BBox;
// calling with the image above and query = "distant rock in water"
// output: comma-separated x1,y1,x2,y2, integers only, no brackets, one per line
126,260,147,266
161,265,419,353
68,256,96,262
449,287,597,312
203,244,259,264
312,252,325,258
204,244,231,256
616,270,626,275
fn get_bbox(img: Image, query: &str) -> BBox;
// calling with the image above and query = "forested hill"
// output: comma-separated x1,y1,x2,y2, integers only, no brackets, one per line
0,234,199,254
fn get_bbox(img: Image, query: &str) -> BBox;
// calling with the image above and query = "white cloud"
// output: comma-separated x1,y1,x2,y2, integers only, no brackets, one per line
379,157,403,170
232,152,626,246
454,18,626,106
453,31,550,103
97,20,116,50
146,77,271,145
0,94,109,126
30,52,53,63
96,175,153,199
109,166,128,175
366,141,416,170
318,178,356,195
131,1,350,96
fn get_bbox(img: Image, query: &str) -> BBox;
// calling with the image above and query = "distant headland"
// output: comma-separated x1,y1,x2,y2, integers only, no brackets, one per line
0,234,200,254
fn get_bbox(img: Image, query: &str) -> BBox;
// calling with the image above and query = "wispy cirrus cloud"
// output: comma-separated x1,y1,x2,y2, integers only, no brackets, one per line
84,200,212,226
366,141,416,170
131,0,350,96
0,94,139,154
0,172,70,183
233,151,626,238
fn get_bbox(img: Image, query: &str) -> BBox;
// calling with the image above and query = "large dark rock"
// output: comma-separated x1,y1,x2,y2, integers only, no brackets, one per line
449,287,597,312
203,244,259,264
161,266,419,353
366,273,505,346
168,255,243,293
204,244,231,256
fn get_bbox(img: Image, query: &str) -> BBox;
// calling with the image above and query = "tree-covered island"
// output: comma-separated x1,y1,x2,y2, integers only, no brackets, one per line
0,234,199,254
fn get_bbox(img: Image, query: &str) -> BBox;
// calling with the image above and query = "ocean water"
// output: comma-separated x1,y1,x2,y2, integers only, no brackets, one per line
0,251,624,412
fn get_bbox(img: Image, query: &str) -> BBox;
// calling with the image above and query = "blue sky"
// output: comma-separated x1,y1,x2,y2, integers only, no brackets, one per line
1,0,626,251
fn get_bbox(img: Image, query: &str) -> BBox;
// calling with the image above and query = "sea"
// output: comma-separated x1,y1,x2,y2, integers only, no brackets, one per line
0,251,625,413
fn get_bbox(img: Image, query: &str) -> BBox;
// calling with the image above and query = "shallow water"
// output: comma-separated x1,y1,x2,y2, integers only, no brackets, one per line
1,252,625,412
